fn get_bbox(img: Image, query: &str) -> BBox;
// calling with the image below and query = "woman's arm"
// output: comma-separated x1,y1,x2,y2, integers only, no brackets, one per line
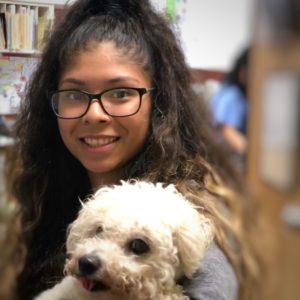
221,125,247,155
182,243,239,300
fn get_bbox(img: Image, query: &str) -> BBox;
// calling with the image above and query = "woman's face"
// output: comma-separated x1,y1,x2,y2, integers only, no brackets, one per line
57,42,152,188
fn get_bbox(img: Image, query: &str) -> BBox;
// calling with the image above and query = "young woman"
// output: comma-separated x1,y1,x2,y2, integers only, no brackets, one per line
211,48,250,169
12,1,260,299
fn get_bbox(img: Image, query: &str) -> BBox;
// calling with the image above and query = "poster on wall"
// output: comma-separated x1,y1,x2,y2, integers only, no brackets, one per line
150,0,188,24
0,55,38,115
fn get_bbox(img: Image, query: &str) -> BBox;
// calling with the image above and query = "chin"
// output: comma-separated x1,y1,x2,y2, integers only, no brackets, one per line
84,162,126,184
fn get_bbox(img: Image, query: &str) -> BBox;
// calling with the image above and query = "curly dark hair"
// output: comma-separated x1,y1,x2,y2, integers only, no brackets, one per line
12,0,260,299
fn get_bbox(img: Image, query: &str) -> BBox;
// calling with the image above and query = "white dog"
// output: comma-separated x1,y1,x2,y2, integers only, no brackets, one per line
35,181,214,300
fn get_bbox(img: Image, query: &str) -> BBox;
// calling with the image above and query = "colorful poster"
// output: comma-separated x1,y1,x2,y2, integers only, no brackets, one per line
166,0,176,21
0,55,38,114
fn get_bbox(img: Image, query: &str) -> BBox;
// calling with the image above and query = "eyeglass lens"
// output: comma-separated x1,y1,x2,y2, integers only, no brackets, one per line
51,88,142,118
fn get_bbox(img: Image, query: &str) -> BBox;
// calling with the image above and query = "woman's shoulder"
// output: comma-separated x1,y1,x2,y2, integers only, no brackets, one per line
182,243,239,300
213,84,243,103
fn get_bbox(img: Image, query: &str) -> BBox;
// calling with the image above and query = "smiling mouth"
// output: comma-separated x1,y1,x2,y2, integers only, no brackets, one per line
79,277,110,292
81,137,119,147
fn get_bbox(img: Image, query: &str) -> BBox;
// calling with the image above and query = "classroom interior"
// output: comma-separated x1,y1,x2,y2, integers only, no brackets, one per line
0,0,300,299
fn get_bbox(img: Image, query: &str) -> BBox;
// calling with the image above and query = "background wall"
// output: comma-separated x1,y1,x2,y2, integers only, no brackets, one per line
177,0,254,71
152,0,254,71
23,0,254,71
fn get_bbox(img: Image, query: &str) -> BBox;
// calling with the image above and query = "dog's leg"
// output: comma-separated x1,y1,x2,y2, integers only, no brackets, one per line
34,276,82,300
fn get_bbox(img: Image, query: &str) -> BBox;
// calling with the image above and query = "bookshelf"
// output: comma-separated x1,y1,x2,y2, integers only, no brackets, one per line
0,1,55,53
0,1,57,117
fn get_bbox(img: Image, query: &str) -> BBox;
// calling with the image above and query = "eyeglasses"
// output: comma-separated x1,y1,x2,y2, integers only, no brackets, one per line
49,87,154,119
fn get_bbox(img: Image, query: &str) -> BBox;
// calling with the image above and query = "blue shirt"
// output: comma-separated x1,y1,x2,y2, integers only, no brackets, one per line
211,84,248,135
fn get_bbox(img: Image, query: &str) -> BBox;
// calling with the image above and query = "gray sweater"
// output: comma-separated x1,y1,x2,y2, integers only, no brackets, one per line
182,244,239,300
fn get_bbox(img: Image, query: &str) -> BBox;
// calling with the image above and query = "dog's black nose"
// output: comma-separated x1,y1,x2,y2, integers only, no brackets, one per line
78,255,101,276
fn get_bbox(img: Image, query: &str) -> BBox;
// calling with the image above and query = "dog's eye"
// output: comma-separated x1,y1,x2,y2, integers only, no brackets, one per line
128,238,150,255
95,226,103,235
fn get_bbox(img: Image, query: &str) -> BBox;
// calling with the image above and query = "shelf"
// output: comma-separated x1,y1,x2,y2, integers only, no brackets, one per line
0,1,55,52
0,49,41,57
3,0,69,5
0,0,59,7
0,1,57,116
0,135,14,147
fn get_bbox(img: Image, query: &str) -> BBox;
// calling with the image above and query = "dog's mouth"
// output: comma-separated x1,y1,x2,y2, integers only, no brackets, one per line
79,277,110,292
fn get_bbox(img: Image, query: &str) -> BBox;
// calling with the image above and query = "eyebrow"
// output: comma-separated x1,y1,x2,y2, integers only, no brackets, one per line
60,77,141,86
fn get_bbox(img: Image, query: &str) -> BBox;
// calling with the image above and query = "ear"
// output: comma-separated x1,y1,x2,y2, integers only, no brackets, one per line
174,213,214,278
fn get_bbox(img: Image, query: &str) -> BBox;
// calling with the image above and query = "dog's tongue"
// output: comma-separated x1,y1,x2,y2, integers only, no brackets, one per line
80,278,94,291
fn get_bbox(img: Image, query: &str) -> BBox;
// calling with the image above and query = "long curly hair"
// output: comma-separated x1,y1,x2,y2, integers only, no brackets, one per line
13,0,260,299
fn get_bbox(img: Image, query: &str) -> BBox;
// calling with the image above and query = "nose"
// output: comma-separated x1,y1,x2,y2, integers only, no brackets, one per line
78,254,101,276
84,99,110,123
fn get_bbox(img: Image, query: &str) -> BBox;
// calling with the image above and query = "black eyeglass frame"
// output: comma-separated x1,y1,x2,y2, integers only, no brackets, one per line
48,87,154,119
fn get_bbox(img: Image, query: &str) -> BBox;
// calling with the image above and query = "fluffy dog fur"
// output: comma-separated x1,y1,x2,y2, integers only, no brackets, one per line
35,181,214,300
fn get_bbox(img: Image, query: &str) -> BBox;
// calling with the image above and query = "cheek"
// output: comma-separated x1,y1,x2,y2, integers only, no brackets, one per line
137,98,152,128
58,119,77,146
124,103,151,141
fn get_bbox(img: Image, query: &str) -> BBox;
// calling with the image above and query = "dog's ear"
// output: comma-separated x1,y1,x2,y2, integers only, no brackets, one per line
174,213,214,278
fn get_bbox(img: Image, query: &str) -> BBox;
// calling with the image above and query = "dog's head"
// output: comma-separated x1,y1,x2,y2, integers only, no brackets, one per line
65,181,214,298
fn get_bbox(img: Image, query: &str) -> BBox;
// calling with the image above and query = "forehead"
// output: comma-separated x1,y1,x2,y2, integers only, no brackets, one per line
67,42,126,65
85,198,164,229
59,41,151,88
82,185,188,229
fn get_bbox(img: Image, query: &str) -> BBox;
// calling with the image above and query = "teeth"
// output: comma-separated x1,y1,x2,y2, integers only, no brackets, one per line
83,137,117,147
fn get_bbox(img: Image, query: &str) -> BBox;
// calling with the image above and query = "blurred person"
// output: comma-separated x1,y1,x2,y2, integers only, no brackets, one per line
211,48,250,169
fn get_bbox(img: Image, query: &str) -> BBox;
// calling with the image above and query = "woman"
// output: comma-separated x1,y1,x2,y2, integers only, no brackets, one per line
13,1,259,299
211,48,250,168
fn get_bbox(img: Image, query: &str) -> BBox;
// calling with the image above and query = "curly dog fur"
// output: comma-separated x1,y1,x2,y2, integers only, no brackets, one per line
35,181,214,300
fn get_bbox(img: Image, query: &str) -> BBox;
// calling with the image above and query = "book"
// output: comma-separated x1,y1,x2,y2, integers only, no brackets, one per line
0,2,54,52
37,5,54,50
0,13,7,49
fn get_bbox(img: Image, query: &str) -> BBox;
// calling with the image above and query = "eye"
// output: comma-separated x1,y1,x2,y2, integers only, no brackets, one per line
65,91,86,102
114,89,128,98
105,88,136,101
95,225,103,235
128,238,150,255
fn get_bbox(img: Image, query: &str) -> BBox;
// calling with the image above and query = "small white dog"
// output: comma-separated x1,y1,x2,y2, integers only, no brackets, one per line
35,181,214,300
